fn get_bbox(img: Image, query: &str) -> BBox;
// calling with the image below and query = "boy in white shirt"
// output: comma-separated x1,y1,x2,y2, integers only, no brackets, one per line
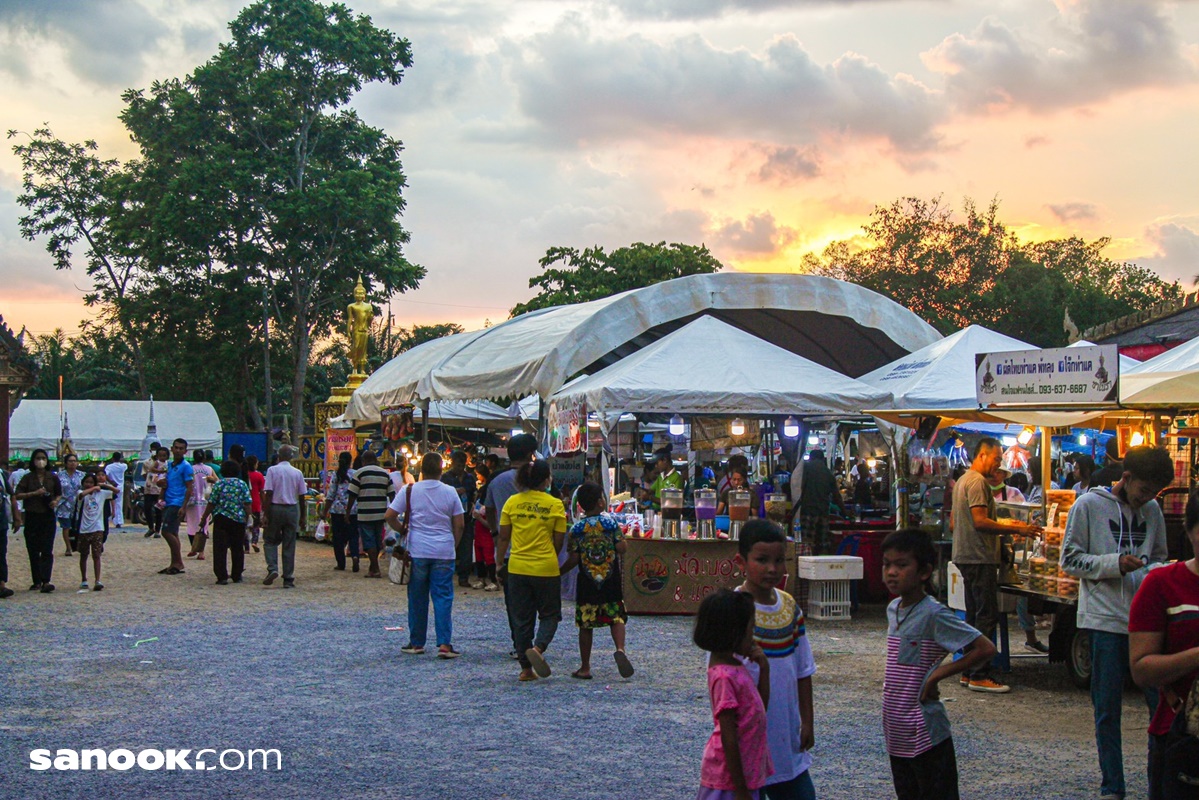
75,473,113,592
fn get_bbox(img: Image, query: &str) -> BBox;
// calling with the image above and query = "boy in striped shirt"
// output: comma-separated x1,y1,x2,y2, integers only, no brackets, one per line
734,519,818,799
882,530,997,800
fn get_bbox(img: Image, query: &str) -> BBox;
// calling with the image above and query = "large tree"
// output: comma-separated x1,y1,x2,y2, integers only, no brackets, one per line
8,129,152,397
803,196,1181,346
119,0,424,432
511,241,723,316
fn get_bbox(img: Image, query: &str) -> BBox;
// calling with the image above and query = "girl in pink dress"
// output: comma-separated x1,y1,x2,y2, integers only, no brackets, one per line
693,589,773,800
185,449,217,559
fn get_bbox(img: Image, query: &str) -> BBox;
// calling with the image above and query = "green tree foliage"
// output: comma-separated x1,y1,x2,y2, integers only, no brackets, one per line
511,241,723,316
118,0,424,432
7,129,151,397
26,327,140,401
802,196,1181,346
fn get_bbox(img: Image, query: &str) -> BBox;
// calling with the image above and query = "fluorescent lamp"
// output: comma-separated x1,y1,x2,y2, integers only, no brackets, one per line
669,415,685,436
807,434,819,446
783,417,800,438
1002,436,1017,447
1017,426,1035,446
730,418,746,436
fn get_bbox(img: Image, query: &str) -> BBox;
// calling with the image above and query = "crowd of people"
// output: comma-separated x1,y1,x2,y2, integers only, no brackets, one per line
4,430,1198,799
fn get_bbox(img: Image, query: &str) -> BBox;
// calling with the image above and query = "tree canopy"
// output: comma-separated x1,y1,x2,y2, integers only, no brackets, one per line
802,196,1181,346
510,241,723,316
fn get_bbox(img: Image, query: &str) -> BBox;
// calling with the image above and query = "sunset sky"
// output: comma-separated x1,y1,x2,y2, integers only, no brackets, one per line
2,0,1198,338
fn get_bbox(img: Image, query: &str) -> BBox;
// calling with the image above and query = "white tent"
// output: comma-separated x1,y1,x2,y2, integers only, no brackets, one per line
1069,339,1140,374
1117,336,1199,407
10,400,222,459
400,273,940,406
550,316,893,421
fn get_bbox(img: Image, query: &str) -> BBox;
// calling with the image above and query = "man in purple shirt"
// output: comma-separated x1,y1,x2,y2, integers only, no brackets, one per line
263,445,308,588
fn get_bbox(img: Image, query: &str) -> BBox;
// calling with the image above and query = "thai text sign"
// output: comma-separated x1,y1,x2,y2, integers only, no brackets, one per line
325,430,357,473
547,396,586,455
622,540,795,615
975,345,1119,405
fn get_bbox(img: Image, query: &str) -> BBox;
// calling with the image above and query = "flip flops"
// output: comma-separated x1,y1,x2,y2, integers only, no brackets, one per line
526,648,552,678
570,670,593,680
158,567,185,575
614,650,635,679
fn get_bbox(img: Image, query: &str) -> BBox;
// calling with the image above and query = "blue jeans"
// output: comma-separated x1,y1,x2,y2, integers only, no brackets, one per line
1089,630,1158,798
407,558,455,648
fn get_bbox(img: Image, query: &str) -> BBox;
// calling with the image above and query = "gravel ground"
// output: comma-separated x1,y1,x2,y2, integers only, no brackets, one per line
0,527,1152,799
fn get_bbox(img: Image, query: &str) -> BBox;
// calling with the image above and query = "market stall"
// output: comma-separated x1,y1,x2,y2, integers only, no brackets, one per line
549,316,893,614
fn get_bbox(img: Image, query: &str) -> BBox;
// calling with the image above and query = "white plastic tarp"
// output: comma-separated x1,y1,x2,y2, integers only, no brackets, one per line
9,400,222,458
1117,336,1199,407
550,316,892,422
1069,340,1140,374
332,399,520,432
412,273,940,403
859,325,1035,410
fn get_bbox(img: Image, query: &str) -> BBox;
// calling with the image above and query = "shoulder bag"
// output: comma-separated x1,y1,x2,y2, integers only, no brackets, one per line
388,484,414,586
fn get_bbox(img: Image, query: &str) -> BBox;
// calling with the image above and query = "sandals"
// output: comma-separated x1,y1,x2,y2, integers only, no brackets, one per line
526,648,552,678
614,650,635,678
158,567,185,575
570,670,593,680
518,669,538,682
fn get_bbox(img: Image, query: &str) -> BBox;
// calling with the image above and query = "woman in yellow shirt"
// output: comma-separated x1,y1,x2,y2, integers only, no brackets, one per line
497,460,567,682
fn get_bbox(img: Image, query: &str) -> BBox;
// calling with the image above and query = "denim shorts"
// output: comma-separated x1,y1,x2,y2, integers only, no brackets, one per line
359,520,385,551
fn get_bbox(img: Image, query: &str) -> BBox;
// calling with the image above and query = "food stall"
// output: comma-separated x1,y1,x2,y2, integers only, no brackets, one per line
547,316,893,615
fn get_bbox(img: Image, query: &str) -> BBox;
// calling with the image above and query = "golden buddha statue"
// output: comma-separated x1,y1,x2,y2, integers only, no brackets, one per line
347,277,374,376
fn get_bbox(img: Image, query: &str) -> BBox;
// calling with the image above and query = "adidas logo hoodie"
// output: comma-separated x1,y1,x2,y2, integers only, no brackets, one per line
1061,486,1169,634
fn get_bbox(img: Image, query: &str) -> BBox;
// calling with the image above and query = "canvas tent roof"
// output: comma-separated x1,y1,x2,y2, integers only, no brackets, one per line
550,316,892,419
9,400,222,459
1116,335,1199,408
343,273,940,422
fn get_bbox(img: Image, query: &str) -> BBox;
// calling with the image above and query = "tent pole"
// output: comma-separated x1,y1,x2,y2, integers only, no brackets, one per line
420,399,430,454
1041,427,1052,522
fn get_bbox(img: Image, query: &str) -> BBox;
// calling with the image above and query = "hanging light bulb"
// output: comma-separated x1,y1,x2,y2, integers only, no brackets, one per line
1078,432,1089,446
1017,426,1035,446
783,417,800,438
866,457,877,470
510,428,524,438
730,418,746,436
668,414,685,436
1130,431,1145,447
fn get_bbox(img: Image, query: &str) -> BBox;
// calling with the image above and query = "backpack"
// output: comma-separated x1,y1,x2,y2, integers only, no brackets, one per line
1161,680,1199,799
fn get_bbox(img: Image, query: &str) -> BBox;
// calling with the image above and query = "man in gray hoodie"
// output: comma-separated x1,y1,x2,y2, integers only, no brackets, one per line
1062,445,1173,800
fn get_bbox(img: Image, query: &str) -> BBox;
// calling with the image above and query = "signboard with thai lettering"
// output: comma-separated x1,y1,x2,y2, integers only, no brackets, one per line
547,395,586,456
975,345,1119,405
622,539,795,615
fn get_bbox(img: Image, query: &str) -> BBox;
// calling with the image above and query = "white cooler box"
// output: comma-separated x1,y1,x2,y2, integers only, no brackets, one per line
796,556,864,621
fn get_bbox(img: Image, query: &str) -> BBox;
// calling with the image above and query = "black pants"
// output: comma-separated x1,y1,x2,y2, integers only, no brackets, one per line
455,525,475,584
507,573,561,670
957,563,999,679
211,515,245,582
0,505,8,583
890,737,960,800
330,513,358,569
143,493,162,533
23,511,56,586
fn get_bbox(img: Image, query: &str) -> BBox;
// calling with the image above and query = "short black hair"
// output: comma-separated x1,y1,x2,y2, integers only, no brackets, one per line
1186,491,1199,533
809,449,825,461
575,482,604,513
1124,446,1175,488
173,438,188,448
692,589,756,654
220,460,241,479
737,518,786,558
881,528,938,571
508,433,538,462
973,437,1002,459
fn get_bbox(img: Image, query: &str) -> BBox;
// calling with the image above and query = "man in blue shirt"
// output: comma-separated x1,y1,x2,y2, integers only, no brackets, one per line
158,438,194,575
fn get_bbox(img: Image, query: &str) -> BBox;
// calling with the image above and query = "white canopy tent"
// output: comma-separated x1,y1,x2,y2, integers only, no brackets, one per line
331,399,522,432
1118,336,1199,408
550,317,893,427
10,400,222,459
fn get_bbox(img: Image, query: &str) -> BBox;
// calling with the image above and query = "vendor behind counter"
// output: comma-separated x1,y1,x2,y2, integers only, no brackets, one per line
643,449,684,510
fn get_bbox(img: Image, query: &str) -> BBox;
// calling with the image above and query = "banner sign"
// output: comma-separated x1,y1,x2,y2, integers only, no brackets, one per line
325,430,357,474
622,540,795,615
689,417,760,451
547,396,586,456
976,345,1119,405
550,452,587,488
380,404,416,443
